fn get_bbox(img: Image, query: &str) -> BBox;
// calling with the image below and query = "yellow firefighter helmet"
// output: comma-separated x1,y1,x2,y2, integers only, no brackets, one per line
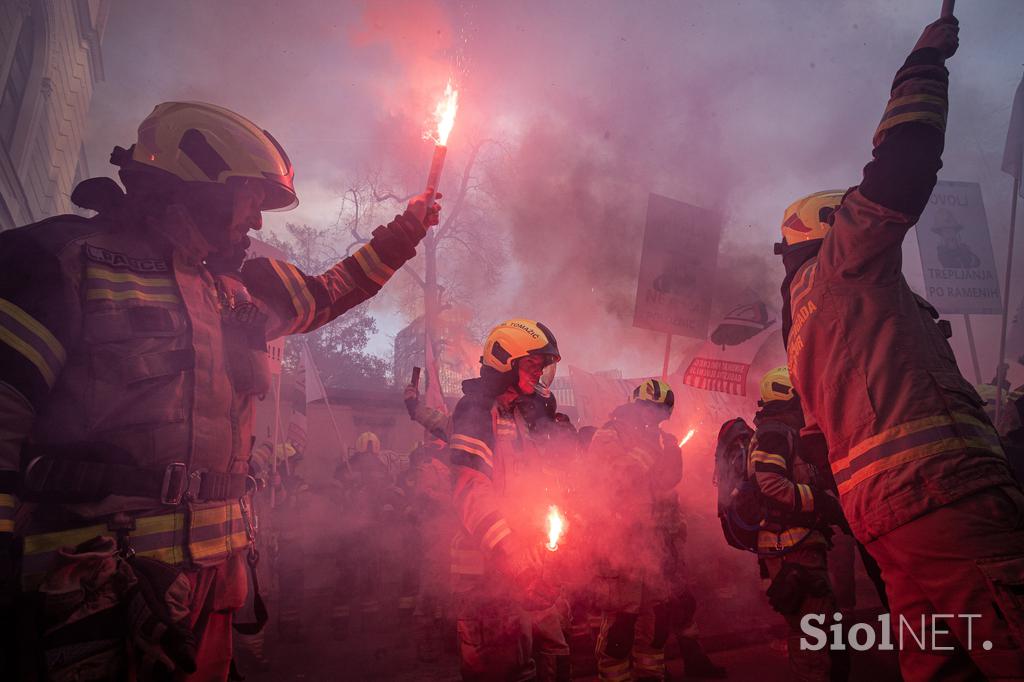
355,431,381,454
781,190,845,246
631,379,675,410
481,319,560,374
130,101,297,210
760,367,795,403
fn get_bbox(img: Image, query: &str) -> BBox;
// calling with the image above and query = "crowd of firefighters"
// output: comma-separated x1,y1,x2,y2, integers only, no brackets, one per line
1,10,1024,682
247,335,731,680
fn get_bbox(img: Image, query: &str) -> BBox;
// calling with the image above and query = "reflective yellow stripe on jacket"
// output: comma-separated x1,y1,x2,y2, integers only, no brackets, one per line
0,493,16,533
20,501,247,588
832,413,1003,496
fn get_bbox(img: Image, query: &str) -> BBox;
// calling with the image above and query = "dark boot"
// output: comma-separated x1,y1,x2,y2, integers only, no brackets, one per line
678,635,727,679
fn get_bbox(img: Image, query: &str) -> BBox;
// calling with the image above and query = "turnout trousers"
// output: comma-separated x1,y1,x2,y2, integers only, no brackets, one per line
866,484,1024,682
595,572,668,681
763,546,841,682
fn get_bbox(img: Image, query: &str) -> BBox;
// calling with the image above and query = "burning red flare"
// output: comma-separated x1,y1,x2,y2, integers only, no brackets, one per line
425,78,459,146
679,428,696,447
424,78,459,197
546,505,564,552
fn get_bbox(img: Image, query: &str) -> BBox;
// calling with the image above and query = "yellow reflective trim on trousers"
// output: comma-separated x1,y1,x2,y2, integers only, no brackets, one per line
0,325,58,387
137,543,186,565
191,503,236,528
137,510,184,535
0,493,16,508
838,435,997,496
0,298,66,364
758,527,815,552
86,289,180,304
832,415,954,474
85,266,175,287
22,522,108,556
0,519,13,532
190,530,248,562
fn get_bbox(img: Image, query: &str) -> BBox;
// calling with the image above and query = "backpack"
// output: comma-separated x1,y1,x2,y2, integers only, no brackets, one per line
713,418,761,553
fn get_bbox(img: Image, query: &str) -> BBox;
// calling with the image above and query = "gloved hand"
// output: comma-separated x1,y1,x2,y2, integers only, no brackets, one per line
816,490,847,527
126,557,198,679
403,383,420,419
913,16,959,60
493,533,542,583
407,189,443,228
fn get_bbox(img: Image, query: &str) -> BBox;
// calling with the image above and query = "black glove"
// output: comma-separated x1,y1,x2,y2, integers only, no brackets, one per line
126,556,198,678
816,490,847,528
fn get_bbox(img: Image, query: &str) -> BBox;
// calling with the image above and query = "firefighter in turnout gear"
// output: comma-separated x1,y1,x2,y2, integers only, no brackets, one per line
0,101,439,679
749,368,847,682
590,379,683,682
449,319,569,681
778,17,1024,680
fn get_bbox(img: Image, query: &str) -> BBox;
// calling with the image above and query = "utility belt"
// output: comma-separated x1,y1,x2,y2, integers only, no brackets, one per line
23,456,253,505
762,507,825,534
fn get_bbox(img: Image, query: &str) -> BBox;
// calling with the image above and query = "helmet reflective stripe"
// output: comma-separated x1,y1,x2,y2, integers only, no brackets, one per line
631,379,675,408
780,190,845,246
481,319,560,374
131,101,298,211
760,367,794,403
355,431,380,453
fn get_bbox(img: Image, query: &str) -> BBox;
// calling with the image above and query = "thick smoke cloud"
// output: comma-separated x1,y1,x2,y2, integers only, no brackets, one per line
84,0,1024,379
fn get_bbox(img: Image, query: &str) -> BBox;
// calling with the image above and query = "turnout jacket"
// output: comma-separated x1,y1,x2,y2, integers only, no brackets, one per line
587,403,683,571
448,379,563,579
783,46,1016,542
0,199,425,579
747,402,829,554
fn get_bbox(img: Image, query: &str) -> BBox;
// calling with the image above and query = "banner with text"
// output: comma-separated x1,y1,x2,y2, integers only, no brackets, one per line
915,181,1001,315
681,298,779,396
633,193,722,339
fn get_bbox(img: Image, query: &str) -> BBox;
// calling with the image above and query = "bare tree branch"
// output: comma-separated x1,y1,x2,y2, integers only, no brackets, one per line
401,264,425,287
435,138,497,241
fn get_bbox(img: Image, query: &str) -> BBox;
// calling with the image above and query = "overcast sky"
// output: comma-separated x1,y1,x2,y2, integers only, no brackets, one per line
84,0,1024,380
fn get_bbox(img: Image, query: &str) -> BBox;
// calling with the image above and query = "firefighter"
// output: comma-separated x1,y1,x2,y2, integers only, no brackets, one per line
656,494,726,680
589,379,683,682
404,381,452,442
749,368,847,682
777,17,1024,680
0,101,439,679
448,319,569,682
975,380,1024,436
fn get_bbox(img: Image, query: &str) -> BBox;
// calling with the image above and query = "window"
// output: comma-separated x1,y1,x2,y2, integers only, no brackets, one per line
0,14,36,147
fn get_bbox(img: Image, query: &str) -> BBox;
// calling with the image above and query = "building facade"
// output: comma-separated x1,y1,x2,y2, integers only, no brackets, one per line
0,0,108,231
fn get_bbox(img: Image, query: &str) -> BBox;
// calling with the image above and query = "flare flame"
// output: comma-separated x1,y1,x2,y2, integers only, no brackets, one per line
546,505,564,552
425,78,459,146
